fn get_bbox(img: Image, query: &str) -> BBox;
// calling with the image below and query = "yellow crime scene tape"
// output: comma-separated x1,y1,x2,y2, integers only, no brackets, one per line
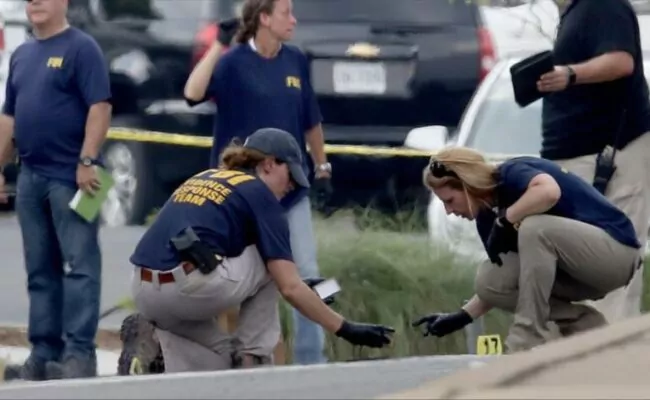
106,127,436,158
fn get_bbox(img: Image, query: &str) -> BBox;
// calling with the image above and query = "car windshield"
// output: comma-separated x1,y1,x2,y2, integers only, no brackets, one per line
292,0,474,25
464,66,544,155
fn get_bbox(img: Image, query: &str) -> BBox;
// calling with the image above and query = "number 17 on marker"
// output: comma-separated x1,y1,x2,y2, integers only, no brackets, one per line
476,334,503,356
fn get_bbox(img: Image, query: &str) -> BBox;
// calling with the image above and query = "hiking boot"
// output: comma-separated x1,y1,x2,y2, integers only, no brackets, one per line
117,313,163,375
232,352,273,369
4,354,47,381
45,354,97,380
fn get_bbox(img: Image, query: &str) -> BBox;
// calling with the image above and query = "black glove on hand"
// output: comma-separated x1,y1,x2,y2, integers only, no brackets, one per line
486,209,517,266
311,177,333,210
412,309,473,338
335,320,395,348
217,18,240,46
303,277,335,305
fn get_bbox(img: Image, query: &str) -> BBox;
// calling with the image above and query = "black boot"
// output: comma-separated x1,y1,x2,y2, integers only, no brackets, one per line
117,313,164,376
4,354,47,381
45,353,97,380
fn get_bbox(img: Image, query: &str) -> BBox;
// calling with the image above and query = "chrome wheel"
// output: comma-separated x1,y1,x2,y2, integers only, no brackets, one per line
101,143,138,227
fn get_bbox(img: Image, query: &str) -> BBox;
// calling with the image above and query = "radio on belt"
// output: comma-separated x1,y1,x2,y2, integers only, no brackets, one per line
170,227,221,275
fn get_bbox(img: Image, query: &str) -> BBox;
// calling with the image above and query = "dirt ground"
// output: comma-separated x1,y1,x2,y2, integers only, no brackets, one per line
0,327,122,352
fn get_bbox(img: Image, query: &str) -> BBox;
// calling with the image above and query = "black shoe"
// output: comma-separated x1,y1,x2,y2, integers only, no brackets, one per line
4,354,47,381
45,354,97,380
117,313,164,376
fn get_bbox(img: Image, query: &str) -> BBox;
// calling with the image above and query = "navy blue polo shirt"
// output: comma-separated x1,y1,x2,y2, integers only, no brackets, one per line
130,168,294,270
476,157,640,254
2,27,112,185
186,41,322,209
541,0,650,160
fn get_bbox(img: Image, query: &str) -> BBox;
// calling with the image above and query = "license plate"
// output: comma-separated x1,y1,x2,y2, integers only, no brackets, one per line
332,62,387,95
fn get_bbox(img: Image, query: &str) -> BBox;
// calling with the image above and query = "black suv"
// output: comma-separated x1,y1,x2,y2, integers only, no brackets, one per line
59,0,497,226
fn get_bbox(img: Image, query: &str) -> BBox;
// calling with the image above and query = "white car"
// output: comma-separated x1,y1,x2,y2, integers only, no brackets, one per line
412,54,650,261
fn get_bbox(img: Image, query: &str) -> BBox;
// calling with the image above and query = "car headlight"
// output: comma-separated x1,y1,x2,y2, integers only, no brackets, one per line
427,195,488,264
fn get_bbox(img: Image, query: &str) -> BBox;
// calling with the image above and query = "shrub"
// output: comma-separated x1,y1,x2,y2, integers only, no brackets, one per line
278,212,513,363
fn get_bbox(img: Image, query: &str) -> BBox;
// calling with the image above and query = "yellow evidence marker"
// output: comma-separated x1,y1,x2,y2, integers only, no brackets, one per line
476,334,503,355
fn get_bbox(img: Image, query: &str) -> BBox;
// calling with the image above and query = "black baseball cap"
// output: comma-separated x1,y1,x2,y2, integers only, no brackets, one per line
244,128,310,189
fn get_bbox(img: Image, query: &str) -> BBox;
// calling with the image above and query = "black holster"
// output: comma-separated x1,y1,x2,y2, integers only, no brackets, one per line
170,227,221,275
593,145,617,196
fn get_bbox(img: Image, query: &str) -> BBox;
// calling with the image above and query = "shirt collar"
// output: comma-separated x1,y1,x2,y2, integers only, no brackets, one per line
248,37,282,53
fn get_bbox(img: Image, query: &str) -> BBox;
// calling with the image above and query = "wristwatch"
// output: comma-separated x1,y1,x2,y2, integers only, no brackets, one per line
315,162,332,174
79,156,97,167
566,66,577,87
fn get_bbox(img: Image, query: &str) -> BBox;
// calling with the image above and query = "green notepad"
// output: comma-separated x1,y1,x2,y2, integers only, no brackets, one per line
68,166,115,223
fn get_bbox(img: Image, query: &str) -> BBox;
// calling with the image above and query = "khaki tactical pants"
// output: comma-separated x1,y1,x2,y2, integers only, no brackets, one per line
554,131,650,323
475,215,639,353
131,245,280,373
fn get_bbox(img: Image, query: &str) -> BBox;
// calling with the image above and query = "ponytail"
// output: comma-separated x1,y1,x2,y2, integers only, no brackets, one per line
219,143,267,170
233,0,277,44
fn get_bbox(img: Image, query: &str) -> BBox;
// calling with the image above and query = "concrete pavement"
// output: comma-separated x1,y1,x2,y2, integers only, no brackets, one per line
385,313,650,399
0,355,497,399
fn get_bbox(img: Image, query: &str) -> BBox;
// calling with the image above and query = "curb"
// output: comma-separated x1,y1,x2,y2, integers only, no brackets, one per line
381,313,650,399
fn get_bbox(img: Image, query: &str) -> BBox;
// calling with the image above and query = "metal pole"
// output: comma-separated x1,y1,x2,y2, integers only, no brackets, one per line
463,299,485,354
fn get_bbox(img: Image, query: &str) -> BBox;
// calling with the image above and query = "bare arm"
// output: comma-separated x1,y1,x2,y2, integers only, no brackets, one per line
268,259,344,333
462,294,493,319
305,124,327,166
81,102,112,159
571,52,634,85
0,115,14,167
505,173,561,224
184,43,224,101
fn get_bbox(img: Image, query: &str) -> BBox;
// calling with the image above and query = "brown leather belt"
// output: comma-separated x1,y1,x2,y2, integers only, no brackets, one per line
139,262,196,284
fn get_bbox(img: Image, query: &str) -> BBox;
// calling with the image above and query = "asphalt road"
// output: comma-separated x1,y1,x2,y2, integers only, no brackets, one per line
0,212,414,330
0,355,499,399
0,214,145,329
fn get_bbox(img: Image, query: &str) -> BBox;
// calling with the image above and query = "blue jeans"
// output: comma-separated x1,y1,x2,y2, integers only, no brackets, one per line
16,167,102,362
287,196,327,364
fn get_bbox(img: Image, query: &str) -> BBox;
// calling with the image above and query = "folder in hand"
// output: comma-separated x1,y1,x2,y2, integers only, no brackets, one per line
68,166,115,223
510,50,555,108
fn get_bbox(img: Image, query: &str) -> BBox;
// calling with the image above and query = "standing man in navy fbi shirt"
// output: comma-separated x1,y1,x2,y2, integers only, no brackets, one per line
0,0,112,381
184,0,332,365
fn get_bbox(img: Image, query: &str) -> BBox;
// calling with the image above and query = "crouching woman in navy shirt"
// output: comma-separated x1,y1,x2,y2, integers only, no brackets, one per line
412,147,641,353
183,0,332,366
129,128,393,372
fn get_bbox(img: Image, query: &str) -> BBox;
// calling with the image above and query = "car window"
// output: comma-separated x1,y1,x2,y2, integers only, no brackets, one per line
93,0,217,43
465,61,650,155
291,0,475,25
464,67,544,155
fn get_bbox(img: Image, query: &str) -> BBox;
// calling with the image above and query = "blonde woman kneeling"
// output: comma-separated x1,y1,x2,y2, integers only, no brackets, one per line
412,147,641,353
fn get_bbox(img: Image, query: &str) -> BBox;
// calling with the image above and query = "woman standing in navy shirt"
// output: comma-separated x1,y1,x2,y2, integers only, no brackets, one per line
183,0,331,365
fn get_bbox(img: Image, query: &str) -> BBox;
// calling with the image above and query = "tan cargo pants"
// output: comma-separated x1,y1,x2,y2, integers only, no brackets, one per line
131,245,280,373
475,214,639,353
554,131,650,323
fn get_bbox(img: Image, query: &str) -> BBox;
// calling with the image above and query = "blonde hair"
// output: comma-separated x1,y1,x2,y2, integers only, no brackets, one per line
219,142,269,170
423,146,498,212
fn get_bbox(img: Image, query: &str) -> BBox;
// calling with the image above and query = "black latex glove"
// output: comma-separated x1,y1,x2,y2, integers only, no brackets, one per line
412,309,473,338
311,177,333,209
303,277,335,305
486,209,517,266
217,18,240,46
336,320,395,348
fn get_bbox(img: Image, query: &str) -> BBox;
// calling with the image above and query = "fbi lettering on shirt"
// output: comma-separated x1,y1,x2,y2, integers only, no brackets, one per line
171,169,255,206
46,57,64,69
